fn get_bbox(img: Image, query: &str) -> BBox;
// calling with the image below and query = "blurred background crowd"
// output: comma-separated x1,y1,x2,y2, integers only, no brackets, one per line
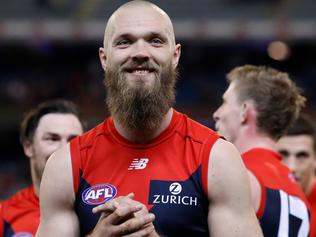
1,0,316,199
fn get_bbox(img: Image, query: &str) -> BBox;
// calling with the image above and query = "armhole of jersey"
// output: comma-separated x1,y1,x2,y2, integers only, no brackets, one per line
70,138,81,194
255,175,266,218
201,133,221,195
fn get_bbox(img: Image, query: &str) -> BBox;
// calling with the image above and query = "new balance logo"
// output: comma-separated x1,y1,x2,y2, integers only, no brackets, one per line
128,158,149,170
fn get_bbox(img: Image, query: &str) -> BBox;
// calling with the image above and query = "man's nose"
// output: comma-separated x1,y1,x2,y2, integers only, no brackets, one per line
131,40,150,62
59,139,69,147
287,157,297,173
213,109,219,122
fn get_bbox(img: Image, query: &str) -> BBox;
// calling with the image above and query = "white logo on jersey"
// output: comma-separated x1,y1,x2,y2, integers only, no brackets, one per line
13,232,33,237
128,158,149,170
152,194,198,206
152,182,198,206
169,182,182,195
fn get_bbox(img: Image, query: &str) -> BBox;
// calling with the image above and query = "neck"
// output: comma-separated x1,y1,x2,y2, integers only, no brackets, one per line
113,108,173,144
30,163,40,197
303,175,316,197
234,128,277,154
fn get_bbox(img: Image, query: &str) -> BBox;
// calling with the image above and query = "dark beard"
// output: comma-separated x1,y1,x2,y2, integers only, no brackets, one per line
104,61,178,131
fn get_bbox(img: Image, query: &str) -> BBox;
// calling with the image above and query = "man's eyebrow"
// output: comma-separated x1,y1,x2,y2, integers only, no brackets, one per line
278,149,289,154
147,31,168,39
113,31,168,41
296,151,309,156
43,132,60,136
41,132,62,138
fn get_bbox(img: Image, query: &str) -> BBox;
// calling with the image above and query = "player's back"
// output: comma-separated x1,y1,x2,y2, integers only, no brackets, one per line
243,148,310,237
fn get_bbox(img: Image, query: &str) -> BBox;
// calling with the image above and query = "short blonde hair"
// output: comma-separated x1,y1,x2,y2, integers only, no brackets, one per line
227,65,305,139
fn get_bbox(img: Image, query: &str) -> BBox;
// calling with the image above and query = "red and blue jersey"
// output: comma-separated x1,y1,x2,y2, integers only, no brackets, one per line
0,203,2,236
0,186,39,237
308,182,316,236
70,110,220,237
243,148,311,237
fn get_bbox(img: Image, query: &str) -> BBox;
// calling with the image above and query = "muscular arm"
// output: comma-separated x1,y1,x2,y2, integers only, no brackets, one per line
36,144,156,237
207,139,263,236
247,170,262,214
36,144,79,237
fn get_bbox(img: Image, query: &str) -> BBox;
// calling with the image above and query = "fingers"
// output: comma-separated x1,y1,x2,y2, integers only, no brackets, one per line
92,200,118,214
90,194,155,237
118,213,156,236
122,224,155,237
106,202,144,225
92,193,135,214
126,192,135,198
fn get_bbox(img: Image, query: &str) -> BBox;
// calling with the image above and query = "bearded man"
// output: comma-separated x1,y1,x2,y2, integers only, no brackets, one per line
35,1,262,237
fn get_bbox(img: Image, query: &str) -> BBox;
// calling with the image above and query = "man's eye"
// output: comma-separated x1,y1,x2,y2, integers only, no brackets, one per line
150,38,163,45
296,152,309,159
117,39,131,46
278,150,289,158
45,137,59,142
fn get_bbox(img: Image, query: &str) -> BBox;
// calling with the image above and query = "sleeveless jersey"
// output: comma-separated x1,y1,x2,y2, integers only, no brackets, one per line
0,186,39,237
308,182,316,236
70,110,220,237
243,148,311,237
0,203,2,236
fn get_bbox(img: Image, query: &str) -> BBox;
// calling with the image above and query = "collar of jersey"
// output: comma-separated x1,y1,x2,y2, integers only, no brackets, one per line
107,108,180,148
243,147,282,161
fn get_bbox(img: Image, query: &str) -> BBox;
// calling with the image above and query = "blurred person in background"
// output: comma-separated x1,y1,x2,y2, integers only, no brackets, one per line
0,99,84,237
35,1,262,237
213,64,312,236
277,113,316,236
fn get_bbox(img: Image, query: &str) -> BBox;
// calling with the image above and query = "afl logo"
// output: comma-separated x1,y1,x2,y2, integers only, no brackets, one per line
82,184,117,205
13,232,33,237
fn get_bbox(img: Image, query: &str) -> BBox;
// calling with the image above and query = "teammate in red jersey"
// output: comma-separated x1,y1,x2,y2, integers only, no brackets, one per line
0,204,2,236
35,1,263,237
277,114,316,236
0,99,84,237
213,65,312,236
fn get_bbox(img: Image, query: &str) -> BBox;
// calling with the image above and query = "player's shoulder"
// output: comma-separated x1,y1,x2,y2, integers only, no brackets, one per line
207,139,245,183
207,139,250,200
71,119,109,149
1,186,35,210
176,111,219,143
44,144,73,179
210,139,241,162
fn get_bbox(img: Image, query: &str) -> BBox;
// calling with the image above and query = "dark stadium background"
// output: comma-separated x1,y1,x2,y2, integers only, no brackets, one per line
1,0,316,199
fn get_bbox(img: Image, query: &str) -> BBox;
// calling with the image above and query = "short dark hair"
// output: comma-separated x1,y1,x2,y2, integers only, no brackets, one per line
284,113,316,151
20,99,84,144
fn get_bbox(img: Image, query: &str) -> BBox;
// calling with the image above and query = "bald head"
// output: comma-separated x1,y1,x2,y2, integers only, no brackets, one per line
103,0,175,49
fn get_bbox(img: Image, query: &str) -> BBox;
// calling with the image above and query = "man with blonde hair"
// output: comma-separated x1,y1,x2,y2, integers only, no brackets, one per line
213,64,312,236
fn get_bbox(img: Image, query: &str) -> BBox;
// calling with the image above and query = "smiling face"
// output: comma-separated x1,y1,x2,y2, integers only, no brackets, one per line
277,134,316,191
23,113,83,194
100,2,181,131
213,82,243,143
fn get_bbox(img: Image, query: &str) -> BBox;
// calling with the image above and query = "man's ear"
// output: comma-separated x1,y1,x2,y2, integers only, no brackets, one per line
240,103,248,124
23,141,33,159
313,154,316,171
99,47,107,71
172,44,181,69
241,101,256,125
